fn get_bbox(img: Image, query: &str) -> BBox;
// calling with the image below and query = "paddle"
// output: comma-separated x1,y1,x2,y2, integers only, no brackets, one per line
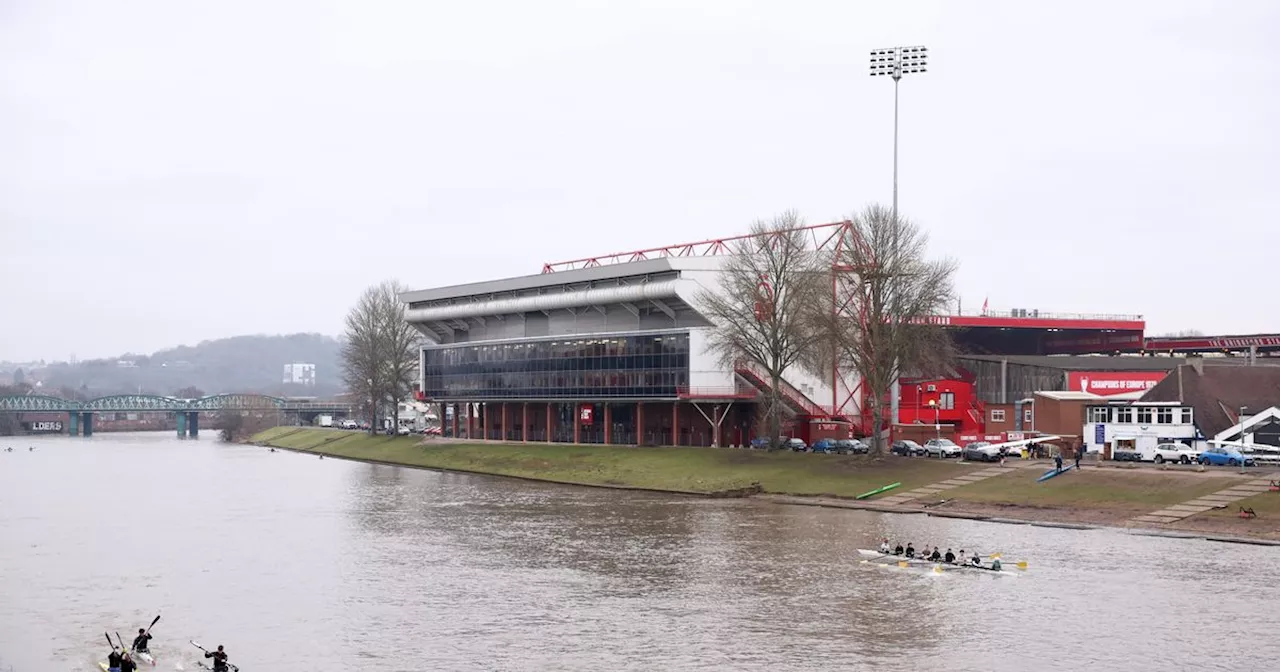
130,614,160,651
191,640,239,672
106,632,118,651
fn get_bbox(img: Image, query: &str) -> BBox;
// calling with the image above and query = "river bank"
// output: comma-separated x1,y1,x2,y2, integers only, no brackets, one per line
250,427,1280,543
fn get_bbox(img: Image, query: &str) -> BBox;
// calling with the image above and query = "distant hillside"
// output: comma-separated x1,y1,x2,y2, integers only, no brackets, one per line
26,333,344,398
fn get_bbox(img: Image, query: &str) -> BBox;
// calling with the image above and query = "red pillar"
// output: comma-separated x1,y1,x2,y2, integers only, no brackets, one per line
499,402,506,442
451,403,459,438
636,402,644,446
522,402,529,442
573,403,581,444
604,403,612,445
465,403,473,438
546,403,553,443
671,402,679,447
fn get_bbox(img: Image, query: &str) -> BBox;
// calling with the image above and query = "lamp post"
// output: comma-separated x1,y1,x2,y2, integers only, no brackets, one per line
928,399,940,442
870,44,927,445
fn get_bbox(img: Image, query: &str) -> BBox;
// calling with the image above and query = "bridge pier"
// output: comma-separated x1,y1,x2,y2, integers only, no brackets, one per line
68,411,79,437
81,412,94,437
176,412,187,439
187,411,199,438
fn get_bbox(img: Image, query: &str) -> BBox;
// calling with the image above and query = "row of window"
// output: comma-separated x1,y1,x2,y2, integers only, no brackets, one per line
425,334,690,366
424,370,691,399
989,408,1033,423
1087,406,1193,425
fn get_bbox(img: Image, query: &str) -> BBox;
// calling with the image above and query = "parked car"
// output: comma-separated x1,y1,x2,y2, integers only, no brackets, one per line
837,439,870,455
811,438,840,454
890,440,925,457
397,425,412,435
923,438,962,458
341,419,359,430
963,441,1001,462
1198,445,1256,467
750,437,771,449
785,437,807,452
1113,448,1142,462
1147,442,1200,464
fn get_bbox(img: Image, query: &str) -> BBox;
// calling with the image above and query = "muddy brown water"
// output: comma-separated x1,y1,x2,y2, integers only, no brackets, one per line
1,433,1275,671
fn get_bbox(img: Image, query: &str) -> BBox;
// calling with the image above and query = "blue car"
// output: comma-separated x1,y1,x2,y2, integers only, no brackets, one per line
811,438,839,454
1198,446,1256,467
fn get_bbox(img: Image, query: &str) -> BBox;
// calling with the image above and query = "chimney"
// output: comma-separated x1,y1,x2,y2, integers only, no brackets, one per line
1187,357,1204,376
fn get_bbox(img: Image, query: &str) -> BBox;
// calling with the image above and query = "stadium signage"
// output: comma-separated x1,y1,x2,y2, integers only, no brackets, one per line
1067,371,1167,395
29,421,63,432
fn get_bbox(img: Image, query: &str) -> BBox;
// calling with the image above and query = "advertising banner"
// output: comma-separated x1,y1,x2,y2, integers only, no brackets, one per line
1067,371,1167,395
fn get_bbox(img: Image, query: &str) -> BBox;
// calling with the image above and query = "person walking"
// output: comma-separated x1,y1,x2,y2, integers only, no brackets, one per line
1075,442,1085,470
1054,451,1064,472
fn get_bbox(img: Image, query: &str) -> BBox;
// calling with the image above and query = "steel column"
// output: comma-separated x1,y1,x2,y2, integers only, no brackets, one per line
636,401,644,446
67,411,79,437
603,403,611,445
522,402,529,442
500,402,506,442
81,412,93,437
573,403,581,444
671,402,679,447
176,412,187,439
546,403,553,443
188,412,199,437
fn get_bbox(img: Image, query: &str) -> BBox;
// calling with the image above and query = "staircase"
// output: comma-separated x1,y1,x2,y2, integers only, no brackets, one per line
733,360,828,417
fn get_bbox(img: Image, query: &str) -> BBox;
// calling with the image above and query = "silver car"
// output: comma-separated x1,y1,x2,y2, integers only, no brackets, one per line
923,438,962,458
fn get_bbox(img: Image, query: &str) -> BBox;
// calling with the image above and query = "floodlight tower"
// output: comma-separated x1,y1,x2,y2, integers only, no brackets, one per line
869,45,928,219
869,45,927,441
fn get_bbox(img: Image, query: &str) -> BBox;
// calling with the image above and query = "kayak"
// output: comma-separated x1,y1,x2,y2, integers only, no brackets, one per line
135,651,156,666
1037,465,1075,482
197,661,240,671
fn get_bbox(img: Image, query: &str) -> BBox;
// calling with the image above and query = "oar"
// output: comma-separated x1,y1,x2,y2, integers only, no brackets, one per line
116,631,127,652
106,632,118,651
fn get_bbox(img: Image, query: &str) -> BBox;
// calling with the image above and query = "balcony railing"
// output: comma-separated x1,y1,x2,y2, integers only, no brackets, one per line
676,387,758,400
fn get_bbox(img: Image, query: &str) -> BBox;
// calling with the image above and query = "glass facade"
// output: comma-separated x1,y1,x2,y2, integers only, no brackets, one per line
423,332,690,399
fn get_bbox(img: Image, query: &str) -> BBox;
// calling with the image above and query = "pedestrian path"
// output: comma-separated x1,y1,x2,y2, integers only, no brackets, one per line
1130,478,1276,525
873,466,1012,507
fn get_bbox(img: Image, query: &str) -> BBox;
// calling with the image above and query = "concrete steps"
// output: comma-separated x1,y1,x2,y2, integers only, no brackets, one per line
1129,478,1276,525
871,466,1012,506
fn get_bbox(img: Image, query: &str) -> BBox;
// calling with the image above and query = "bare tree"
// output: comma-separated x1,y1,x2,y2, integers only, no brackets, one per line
341,280,421,435
377,280,422,434
821,204,956,456
697,211,828,449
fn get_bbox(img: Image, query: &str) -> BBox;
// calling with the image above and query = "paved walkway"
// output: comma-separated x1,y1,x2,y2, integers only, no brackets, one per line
873,465,1014,507
1130,478,1277,525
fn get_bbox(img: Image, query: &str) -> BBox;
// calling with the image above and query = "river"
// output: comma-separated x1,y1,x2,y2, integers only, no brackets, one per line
0,432,1275,671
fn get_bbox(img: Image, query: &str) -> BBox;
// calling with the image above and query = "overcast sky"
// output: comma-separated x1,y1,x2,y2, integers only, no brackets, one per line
2,0,1277,362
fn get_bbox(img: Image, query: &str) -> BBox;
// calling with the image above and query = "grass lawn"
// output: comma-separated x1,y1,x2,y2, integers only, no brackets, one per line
250,428,983,497
945,468,1250,512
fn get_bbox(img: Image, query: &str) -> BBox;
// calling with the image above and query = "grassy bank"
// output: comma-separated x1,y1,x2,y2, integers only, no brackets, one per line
250,428,1280,540
250,427,980,497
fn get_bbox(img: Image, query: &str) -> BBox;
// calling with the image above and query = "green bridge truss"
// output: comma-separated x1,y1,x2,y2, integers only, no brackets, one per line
0,393,353,413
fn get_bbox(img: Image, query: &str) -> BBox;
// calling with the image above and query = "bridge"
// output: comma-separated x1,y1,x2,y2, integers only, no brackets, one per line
0,393,354,438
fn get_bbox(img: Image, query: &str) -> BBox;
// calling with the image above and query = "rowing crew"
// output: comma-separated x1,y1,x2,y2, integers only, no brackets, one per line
877,538,1002,570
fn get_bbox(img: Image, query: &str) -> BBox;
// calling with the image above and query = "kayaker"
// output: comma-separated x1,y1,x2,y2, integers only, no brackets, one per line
205,645,230,672
893,543,904,555
879,538,891,554
928,547,941,561
120,652,137,672
106,649,123,672
132,628,152,655
944,548,955,564
904,543,916,558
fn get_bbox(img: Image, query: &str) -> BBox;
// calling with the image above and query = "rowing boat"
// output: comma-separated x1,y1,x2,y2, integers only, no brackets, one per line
856,549,1020,574
135,651,155,666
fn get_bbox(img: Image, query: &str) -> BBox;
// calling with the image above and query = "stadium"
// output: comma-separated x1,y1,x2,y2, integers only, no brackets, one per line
402,221,1276,448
